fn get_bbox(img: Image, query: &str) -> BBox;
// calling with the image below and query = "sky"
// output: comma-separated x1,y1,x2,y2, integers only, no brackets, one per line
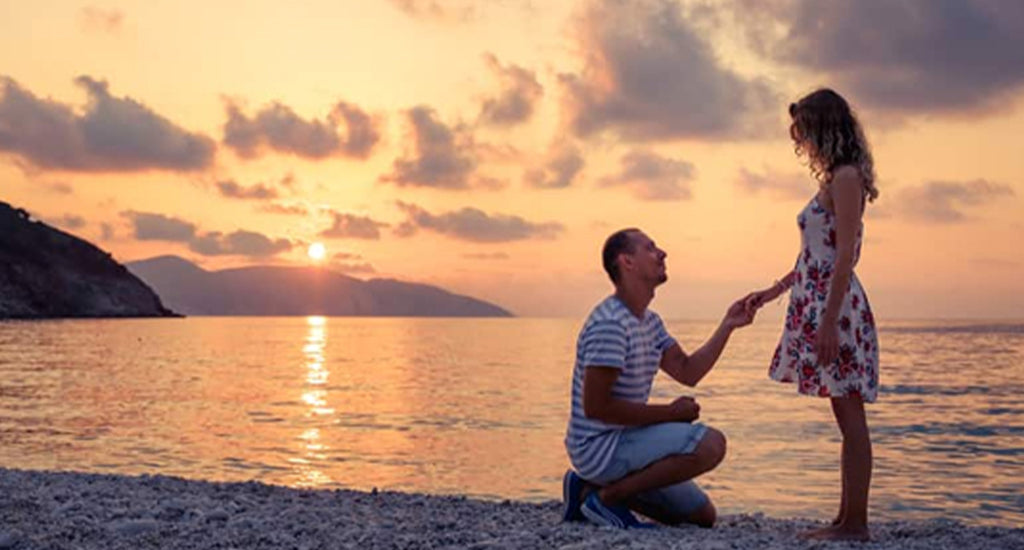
2,0,1023,319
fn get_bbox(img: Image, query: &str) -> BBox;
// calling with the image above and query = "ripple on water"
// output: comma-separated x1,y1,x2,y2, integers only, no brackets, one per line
1,317,1021,528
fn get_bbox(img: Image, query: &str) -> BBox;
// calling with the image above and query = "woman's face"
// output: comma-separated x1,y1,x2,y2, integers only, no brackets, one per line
790,121,816,157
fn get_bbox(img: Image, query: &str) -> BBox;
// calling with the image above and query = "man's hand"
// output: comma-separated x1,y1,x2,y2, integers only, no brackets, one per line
744,287,774,310
724,293,758,329
668,395,700,422
814,317,839,366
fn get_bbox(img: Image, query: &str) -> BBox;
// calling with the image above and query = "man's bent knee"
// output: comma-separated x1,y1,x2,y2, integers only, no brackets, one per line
694,428,727,471
659,499,716,528
687,501,717,528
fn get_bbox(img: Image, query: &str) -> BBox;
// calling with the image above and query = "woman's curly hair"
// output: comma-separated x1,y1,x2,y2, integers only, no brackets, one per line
789,88,878,202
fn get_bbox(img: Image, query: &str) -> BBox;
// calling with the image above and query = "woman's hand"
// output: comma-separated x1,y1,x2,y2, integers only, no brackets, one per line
814,316,839,366
745,281,785,310
744,287,775,310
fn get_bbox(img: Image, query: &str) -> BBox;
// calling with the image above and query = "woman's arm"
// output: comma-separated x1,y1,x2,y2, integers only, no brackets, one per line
816,166,864,364
749,269,797,308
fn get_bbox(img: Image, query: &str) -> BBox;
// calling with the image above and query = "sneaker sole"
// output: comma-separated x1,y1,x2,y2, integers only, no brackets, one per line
581,498,625,528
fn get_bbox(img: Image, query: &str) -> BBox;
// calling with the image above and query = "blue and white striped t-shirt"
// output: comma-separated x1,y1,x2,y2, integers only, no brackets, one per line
564,295,677,480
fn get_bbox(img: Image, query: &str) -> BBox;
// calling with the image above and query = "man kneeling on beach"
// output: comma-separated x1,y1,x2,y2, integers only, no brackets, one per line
562,228,756,529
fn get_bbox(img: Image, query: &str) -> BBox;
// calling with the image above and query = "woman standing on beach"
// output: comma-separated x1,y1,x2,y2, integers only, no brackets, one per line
748,88,880,542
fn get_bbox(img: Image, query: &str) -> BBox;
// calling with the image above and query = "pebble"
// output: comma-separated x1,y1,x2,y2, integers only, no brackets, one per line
0,532,20,550
109,519,160,536
1,467,1021,550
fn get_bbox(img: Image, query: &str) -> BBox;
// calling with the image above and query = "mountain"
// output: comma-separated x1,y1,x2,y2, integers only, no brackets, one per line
126,255,513,317
0,202,176,319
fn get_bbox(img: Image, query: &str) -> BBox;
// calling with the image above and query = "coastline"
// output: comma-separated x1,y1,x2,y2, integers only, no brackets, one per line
1,468,1020,549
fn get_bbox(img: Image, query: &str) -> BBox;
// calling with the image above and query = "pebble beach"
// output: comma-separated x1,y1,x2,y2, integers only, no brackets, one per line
1,468,1020,550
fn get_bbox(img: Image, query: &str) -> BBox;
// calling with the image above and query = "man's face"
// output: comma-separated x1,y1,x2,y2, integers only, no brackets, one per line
622,231,668,286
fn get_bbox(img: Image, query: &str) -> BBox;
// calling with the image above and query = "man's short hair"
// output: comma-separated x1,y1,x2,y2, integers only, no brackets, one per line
602,228,639,283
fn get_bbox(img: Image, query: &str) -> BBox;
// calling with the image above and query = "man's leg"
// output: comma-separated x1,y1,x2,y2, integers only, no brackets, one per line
629,482,717,528
561,470,598,522
596,428,726,509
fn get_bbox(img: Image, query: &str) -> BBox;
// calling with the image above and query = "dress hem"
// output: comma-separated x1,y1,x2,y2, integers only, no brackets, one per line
768,374,877,403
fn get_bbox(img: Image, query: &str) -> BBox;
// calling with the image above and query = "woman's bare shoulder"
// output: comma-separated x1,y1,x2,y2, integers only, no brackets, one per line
832,164,863,184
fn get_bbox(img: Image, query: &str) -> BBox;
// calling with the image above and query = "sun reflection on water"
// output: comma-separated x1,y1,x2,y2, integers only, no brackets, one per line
292,315,333,487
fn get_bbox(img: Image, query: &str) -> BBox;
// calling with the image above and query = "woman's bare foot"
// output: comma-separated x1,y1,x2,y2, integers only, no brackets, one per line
798,525,834,539
800,524,870,542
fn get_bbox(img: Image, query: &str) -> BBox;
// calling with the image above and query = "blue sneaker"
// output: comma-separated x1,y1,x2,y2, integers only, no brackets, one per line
562,470,586,522
581,492,657,529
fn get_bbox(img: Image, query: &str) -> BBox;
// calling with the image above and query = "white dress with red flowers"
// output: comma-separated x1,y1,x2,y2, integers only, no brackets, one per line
769,194,879,402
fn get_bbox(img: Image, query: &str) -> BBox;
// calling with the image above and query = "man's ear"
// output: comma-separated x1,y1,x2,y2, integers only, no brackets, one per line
618,253,633,273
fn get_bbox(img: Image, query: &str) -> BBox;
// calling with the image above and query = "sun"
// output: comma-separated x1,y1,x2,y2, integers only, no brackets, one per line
307,242,326,262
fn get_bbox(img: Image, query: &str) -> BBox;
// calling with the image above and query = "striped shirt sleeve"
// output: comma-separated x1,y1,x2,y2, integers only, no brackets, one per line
580,319,627,370
652,314,677,354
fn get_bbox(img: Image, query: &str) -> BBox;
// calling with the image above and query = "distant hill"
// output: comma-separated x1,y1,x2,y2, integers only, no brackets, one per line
126,255,513,317
0,202,176,319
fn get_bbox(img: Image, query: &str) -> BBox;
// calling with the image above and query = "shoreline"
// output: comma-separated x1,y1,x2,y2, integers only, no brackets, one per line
1,468,1021,549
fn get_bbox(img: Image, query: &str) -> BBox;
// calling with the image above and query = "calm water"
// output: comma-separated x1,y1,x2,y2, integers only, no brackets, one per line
0,317,1021,527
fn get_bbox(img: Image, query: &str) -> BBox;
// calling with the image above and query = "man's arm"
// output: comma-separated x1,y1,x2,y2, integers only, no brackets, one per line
659,295,756,386
583,366,698,426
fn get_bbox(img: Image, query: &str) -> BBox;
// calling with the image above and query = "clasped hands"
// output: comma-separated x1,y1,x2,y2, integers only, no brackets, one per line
739,284,841,367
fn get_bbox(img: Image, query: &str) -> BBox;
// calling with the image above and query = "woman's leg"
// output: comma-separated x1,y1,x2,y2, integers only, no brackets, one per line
833,395,872,533
805,395,871,541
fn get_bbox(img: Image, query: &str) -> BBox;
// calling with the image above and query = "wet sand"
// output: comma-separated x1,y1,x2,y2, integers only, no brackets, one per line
1,468,1020,549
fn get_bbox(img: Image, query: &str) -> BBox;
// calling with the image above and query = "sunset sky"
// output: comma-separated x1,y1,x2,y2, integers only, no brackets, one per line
2,0,1022,319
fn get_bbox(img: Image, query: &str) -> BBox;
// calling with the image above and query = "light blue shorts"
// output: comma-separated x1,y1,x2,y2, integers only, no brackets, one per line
589,422,711,517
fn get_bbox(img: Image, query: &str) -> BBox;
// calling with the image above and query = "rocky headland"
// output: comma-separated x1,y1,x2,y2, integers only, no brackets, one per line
0,202,176,319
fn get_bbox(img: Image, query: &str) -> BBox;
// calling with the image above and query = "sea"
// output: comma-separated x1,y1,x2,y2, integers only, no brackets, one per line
0,316,1021,527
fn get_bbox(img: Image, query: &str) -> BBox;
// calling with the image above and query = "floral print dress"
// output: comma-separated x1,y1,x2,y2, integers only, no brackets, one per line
769,194,879,402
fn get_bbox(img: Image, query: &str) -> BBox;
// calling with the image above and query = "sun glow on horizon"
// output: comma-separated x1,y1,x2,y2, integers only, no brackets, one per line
307,242,326,262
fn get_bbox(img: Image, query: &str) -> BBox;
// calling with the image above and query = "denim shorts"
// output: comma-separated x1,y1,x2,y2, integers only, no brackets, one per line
589,422,711,516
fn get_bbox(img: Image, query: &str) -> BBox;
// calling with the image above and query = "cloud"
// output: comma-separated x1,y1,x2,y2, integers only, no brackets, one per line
479,53,543,126
122,211,197,241
558,0,777,141
45,181,74,194
735,167,812,200
215,179,279,200
381,106,495,189
79,6,124,34
523,143,585,189
395,201,564,242
223,100,381,160
327,251,371,274
0,76,215,171
260,202,310,216
100,222,114,240
320,212,389,239
122,210,293,257
188,230,293,257
279,172,297,190
894,180,1015,223
463,252,509,260
388,0,532,22
51,214,86,230
597,150,695,200
389,0,475,21
475,142,524,163
331,261,376,275
740,0,1024,112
